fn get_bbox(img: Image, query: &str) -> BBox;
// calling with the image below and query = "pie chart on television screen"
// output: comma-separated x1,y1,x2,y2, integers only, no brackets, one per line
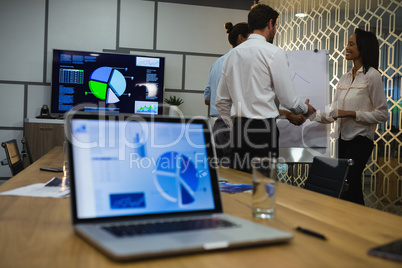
88,67,126,104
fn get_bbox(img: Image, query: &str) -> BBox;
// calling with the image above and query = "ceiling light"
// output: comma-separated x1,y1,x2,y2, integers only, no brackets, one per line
295,13,308,18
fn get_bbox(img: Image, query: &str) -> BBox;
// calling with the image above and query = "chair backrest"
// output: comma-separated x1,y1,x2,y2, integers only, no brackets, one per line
21,137,33,165
304,156,354,198
1,139,25,176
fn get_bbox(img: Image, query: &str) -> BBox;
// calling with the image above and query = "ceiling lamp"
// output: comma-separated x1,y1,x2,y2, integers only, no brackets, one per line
295,13,308,18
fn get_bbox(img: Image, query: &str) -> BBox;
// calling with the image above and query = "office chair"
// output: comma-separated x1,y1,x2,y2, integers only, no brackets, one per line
1,139,25,176
21,137,33,165
304,156,354,198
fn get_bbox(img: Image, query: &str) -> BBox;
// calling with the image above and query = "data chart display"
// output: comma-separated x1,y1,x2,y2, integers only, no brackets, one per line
154,152,199,205
51,49,165,115
88,67,127,104
70,118,215,219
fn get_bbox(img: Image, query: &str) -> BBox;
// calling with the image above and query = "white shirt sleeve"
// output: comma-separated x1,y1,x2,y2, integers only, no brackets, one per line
313,87,339,124
271,50,308,115
215,70,232,126
355,70,388,123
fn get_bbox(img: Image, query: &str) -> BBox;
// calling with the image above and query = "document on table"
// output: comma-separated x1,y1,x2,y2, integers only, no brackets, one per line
219,182,252,194
0,177,70,198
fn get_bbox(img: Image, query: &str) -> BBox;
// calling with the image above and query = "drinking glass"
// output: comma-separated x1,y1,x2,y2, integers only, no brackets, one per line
251,157,280,219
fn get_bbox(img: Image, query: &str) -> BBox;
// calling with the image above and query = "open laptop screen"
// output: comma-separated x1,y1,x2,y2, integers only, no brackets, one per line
67,113,219,221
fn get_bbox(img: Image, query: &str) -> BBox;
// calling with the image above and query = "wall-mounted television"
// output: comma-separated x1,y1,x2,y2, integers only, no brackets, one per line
51,49,165,115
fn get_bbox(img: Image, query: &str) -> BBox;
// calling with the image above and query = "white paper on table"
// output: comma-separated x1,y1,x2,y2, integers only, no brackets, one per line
0,178,70,198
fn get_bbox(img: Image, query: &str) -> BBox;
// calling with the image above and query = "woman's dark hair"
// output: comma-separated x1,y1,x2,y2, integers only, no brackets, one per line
354,28,379,74
225,22,249,47
248,4,279,32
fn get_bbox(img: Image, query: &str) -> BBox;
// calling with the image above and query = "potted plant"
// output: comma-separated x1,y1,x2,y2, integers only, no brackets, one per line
165,96,184,116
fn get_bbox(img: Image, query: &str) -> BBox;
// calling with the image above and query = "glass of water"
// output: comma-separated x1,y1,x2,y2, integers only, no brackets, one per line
251,157,280,219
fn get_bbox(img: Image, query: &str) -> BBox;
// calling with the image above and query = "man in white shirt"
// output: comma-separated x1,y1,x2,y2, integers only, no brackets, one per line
216,4,316,173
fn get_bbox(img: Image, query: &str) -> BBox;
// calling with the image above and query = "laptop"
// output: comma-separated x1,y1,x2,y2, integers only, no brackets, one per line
65,111,293,261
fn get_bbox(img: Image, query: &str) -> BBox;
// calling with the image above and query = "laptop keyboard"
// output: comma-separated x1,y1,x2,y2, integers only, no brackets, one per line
102,217,237,237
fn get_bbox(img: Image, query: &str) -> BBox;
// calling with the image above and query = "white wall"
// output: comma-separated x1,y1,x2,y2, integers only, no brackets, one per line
0,0,248,178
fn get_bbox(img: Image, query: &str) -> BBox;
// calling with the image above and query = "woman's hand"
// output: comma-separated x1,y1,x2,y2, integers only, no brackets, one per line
329,109,356,119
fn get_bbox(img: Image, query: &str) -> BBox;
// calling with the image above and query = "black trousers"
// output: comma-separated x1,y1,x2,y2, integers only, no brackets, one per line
337,135,374,205
212,118,231,159
231,117,279,173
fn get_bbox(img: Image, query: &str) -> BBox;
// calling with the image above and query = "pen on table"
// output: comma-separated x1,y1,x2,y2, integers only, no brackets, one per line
295,226,327,240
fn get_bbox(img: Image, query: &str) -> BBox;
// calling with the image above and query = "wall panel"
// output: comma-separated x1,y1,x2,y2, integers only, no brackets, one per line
0,0,45,82
0,84,25,127
120,0,155,49
157,3,247,54
47,0,118,82
185,55,218,91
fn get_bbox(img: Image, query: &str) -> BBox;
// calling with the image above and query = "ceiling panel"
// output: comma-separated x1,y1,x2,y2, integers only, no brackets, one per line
149,0,254,10
153,0,401,31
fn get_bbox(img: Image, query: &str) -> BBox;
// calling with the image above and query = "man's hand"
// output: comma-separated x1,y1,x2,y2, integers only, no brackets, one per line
304,99,316,117
286,113,306,126
279,109,306,126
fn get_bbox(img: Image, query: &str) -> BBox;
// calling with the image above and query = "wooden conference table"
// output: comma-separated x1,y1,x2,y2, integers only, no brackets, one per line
0,146,401,268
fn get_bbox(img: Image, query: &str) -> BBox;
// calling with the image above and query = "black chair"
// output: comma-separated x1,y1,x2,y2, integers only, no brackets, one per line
21,137,33,165
1,139,25,176
304,156,354,198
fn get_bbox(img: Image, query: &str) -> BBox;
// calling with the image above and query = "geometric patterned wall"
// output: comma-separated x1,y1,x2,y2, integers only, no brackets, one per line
262,0,402,215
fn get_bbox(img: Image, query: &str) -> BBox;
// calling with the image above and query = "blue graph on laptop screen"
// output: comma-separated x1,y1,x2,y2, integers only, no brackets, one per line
71,118,215,219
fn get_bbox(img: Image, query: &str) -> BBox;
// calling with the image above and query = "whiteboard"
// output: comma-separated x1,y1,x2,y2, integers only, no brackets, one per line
278,50,329,148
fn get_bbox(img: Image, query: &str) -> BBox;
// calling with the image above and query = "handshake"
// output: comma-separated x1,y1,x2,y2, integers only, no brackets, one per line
282,99,316,126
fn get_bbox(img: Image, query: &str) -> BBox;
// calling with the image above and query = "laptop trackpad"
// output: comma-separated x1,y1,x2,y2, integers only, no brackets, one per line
174,232,230,245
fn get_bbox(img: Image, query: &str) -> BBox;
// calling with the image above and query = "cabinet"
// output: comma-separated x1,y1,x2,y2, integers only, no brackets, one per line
24,119,65,162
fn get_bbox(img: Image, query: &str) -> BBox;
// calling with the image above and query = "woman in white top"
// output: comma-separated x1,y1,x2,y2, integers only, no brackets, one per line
314,28,388,205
